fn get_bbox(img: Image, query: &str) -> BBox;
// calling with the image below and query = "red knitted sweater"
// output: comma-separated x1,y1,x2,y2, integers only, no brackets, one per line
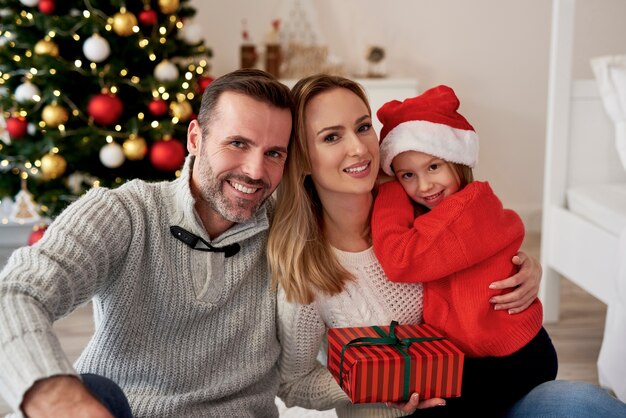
372,180,543,357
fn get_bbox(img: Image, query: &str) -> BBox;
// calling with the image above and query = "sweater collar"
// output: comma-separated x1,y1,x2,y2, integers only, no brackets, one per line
168,155,272,247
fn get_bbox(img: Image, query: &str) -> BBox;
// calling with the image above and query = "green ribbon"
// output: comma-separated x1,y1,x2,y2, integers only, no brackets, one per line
338,320,444,402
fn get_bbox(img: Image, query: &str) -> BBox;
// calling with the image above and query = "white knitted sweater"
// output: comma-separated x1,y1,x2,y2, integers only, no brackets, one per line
277,246,424,418
0,157,281,417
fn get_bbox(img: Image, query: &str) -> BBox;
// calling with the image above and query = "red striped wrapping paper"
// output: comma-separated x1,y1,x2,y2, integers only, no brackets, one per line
327,323,464,404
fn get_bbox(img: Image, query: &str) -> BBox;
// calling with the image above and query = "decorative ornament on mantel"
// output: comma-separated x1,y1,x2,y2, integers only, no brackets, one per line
9,182,41,224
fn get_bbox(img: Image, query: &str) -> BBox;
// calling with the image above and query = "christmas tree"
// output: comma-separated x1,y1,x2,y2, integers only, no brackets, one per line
0,0,213,219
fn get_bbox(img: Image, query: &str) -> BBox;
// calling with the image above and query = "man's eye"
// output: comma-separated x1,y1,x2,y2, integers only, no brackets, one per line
267,150,282,158
231,141,244,148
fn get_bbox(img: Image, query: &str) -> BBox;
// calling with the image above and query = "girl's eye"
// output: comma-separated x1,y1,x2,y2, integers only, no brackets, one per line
401,172,414,180
428,163,440,171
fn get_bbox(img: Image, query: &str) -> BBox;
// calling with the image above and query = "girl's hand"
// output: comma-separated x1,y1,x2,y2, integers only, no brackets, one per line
488,251,542,314
386,393,446,414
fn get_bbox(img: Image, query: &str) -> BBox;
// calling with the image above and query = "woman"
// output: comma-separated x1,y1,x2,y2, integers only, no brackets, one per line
267,74,626,417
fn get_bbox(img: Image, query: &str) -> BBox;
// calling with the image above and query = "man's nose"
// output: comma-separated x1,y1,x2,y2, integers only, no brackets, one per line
241,152,266,180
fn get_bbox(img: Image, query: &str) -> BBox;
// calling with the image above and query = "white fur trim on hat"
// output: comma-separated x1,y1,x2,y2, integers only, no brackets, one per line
380,120,479,175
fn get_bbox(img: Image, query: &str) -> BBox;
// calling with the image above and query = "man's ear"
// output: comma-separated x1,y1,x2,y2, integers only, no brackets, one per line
187,119,201,155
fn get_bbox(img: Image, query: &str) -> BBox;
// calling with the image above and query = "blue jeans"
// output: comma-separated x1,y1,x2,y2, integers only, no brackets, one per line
82,374,132,418
505,380,626,418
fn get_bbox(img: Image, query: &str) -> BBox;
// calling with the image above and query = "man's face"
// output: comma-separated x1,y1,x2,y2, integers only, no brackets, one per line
188,92,291,230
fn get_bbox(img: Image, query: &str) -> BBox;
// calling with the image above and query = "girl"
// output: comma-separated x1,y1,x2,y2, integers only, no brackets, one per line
372,84,557,415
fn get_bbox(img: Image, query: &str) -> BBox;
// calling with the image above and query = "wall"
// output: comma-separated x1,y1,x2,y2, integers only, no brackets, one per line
192,0,626,231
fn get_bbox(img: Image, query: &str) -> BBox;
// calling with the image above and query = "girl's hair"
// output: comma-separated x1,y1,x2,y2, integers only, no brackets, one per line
267,74,371,305
412,161,474,216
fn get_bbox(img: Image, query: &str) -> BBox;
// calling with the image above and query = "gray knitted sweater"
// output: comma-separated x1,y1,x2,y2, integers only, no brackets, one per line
0,157,281,417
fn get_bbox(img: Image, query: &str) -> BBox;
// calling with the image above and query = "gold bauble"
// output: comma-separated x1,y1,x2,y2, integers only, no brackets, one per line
158,0,180,14
170,100,193,121
40,153,67,180
112,10,138,37
34,39,59,57
41,103,69,128
123,135,148,160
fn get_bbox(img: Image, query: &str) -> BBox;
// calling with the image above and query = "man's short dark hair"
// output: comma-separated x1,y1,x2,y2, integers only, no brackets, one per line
196,69,293,137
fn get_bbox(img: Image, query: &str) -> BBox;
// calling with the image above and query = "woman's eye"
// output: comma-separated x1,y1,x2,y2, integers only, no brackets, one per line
324,134,338,143
358,123,372,132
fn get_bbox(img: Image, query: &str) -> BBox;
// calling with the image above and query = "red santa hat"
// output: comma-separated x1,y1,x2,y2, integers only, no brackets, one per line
377,85,479,175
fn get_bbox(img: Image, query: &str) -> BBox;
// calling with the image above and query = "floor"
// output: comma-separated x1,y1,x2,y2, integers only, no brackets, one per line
0,233,608,415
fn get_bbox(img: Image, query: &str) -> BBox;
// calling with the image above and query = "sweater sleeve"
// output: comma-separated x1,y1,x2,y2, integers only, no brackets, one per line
0,187,132,412
372,181,524,283
276,287,351,411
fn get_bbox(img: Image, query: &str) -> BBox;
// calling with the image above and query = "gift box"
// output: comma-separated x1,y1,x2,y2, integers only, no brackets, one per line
327,321,464,404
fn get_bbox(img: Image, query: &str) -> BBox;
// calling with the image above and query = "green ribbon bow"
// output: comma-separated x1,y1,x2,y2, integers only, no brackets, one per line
338,320,444,402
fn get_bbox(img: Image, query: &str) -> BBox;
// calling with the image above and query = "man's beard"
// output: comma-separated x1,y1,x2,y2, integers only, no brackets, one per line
196,163,269,223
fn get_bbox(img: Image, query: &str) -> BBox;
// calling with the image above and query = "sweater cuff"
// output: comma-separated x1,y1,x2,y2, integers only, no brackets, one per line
0,329,77,412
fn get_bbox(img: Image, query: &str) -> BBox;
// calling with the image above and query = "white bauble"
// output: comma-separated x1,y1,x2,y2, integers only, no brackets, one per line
15,81,41,103
99,142,125,168
154,60,179,82
19,0,39,7
83,33,111,63
27,123,37,136
179,22,204,44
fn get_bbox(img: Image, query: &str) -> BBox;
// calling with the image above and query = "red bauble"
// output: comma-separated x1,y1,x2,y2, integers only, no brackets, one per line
28,225,47,246
88,93,123,125
38,0,56,14
6,116,28,139
148,99,169,116
197,76,214,95
149,138,186,171
138,8,158,26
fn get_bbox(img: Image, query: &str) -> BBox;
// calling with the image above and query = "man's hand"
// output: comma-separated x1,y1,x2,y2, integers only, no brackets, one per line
386,393,446,414
21,375,114,418
488,251,542,314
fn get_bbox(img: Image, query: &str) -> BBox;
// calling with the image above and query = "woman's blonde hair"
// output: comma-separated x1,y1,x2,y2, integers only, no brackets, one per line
267,74,371,305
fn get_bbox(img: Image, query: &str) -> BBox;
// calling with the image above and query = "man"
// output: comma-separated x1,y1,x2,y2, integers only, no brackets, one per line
0,69,293,417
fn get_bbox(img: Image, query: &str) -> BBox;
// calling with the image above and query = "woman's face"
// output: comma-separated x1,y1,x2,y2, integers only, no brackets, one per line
304,88,379,199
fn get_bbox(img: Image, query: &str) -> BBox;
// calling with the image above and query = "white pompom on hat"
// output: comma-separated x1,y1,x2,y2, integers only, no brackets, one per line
377,85,479,175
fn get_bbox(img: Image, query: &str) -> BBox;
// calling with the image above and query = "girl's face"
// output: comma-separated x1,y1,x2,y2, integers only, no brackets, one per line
392,150,461,209
304,88,379,199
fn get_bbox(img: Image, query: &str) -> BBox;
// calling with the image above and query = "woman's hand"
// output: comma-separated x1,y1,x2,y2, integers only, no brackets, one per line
488,251,542,314
386,393,446,414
